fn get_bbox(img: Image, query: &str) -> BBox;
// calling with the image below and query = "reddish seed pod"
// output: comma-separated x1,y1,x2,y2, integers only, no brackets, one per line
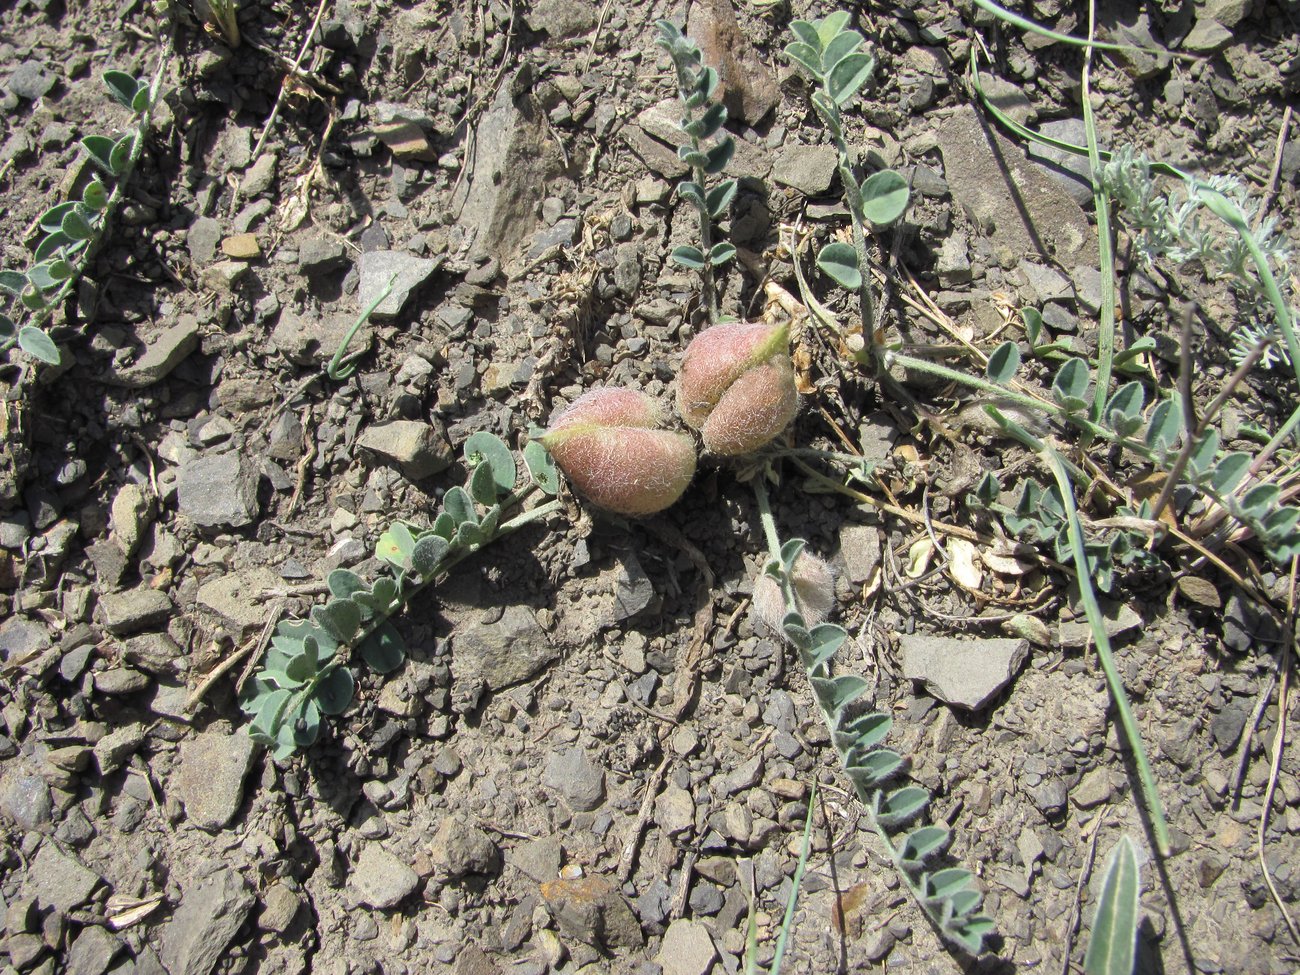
676,320,799,456
539,388,697,516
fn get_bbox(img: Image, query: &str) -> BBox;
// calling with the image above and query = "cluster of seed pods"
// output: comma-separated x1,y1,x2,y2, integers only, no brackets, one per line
539,320,798,516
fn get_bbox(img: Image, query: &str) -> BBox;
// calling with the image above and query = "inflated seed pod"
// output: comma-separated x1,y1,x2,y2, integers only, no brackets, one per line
752,551,836,631
676,320,799,456
539,388,696,516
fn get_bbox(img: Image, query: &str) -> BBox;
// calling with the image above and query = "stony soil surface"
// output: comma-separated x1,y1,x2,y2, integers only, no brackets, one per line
1,1,1299,974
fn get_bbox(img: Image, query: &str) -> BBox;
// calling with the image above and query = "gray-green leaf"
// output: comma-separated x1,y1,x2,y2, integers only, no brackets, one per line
859,169,909,226
817,241,860,290
1083,836,1140,975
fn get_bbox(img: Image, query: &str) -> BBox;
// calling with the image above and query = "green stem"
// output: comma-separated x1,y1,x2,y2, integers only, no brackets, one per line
769,781,817,973
1239,228,1300,392
4,53,168,352
751,471,950,944
1081,11,1117,428
1043,448,1171,856
751,472,783,562
327,271,398,380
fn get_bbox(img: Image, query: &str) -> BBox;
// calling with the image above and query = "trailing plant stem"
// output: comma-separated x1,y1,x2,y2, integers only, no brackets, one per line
259,493,562,755
849,199,876,358
1081,9,1117,429
1043,448,1171,856
751,471,983,951
6,54,167,352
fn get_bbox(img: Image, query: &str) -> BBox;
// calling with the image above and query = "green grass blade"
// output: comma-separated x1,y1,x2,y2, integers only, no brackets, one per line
1084,836,1141,975
970,0,1181,56
769,781,816,974
1043,449,1170,855
1081,3,1116,426
968,57,1189,180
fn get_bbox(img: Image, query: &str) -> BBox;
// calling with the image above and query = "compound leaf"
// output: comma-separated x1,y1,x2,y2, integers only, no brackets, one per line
900,825,950,865
706,179,737,219
708,242,736,266
1210,452,1251,494
821,28,862,72
81,135,115,172
671,244,706,270
876,785,929,828
827,51,875,106
524,440,559,494
102,69,140,109
316,667,356,715
311,598,361,643
806,670,868,717
17,326,60,365
327,568,367,599
464,431,516,495
410,534,449,577
704,137,734,175
442,485,478,526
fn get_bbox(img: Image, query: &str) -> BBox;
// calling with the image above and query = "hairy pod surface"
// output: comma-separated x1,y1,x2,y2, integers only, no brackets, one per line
753,551,836,630
540,388,696,516
677,320,799,455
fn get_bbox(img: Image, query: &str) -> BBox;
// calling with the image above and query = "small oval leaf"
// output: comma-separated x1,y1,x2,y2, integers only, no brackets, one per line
817,241,861,290
986,341,1021,383
859,170,909,226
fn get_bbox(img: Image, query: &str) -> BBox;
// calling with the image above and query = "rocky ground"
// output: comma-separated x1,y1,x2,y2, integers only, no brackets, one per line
1,0,1299,973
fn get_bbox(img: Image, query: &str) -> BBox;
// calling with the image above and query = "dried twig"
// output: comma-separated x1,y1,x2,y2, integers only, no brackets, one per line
251,0,331,162
1256,105,1293,229
1257,558,1300,947
618,756,669,882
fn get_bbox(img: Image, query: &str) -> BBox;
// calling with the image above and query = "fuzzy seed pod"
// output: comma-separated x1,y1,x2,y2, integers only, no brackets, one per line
752,552,836,633
676,320,799,456
539,388,697,516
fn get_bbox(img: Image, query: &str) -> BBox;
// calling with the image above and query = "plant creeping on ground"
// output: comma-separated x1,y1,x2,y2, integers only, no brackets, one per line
0,62,166,367
240,433,561,757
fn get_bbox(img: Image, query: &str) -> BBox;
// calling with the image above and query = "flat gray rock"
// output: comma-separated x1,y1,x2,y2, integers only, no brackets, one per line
8,62,56,101
356,419,452,480
771,144,838,196
357,250,443,319
452,67,562,263
428,817,501,877
99,587,174,636
197,567,281,634
178,451,260,528
0,767,52,831
175,731,257,831
350,845,419,909
103,317,201,389
160,869,254,975
901,634,1029,710
938,106,1096,269
542,747,606,812
656,918,718,975
452,605,558,691
24,843,101,911
187,217,222,265
65,925,122,975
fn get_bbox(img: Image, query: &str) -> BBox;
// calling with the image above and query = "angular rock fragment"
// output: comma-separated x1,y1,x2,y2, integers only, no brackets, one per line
900,634,1029,710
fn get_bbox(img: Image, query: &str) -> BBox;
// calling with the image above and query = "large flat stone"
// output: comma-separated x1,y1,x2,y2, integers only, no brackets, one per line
938,105,1096,269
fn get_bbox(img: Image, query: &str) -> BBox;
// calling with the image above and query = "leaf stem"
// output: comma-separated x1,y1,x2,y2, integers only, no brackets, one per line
1043,447,1171,855
327,271,398,380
